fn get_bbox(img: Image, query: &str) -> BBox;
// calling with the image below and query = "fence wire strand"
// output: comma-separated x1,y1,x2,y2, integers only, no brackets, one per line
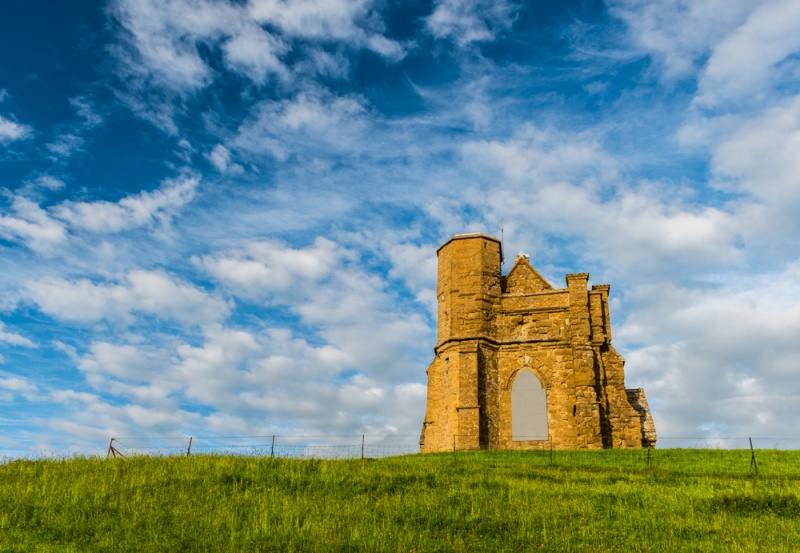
107,435,421,460
98,435,800,476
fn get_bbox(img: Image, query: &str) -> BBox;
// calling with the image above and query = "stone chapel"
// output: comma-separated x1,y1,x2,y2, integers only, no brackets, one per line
419,233,656,451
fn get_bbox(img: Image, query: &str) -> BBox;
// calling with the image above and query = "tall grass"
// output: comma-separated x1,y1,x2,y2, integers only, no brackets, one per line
2,450,799,551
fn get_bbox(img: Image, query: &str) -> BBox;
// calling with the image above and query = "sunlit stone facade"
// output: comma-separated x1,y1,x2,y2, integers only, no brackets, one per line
419,233,656,451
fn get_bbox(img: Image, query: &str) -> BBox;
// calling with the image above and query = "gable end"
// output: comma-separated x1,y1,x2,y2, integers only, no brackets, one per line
504,258,553,294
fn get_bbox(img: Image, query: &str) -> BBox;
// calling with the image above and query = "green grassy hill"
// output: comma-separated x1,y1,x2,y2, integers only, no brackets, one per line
2,450,799,552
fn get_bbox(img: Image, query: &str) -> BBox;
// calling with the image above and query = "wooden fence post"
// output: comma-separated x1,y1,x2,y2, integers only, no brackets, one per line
749,437,759,474
106,438,126,459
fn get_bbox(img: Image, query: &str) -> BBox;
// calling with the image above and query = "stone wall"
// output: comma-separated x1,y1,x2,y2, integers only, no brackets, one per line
420,233,656,451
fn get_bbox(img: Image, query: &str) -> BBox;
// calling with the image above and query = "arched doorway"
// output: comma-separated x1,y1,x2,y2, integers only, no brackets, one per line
511,369,548,441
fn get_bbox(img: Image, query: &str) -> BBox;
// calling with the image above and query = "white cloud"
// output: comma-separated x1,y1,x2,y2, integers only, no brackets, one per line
69,96,104,129
0,322,36,348
460,126,738,277
125,270,230,324
0,376,39,401
301,48,351,79
0,196,68,254
77,342,185,408
206,144,230,172
53,174,198,233
203,236,431,378
107,0,403,137
694,0,800,108
43,97,105,160
0,114,33,144
27,278,124,324
426,0,517,46
114,90,183,136
174,326,265,405
57,317,423,441
76,327,341,431
46,133,84,158
233,92,369,160
618,263,800,438
0,172,196,279
80,342,167,382
684,94,800,262
292,263,431,377
26,269,229,326
171,323,423,434
111,0,401,97
249,0,402,58
463,125,620,185
609,0,762,79
201,237,346,299
111,0,230,92
250,0,368,39
205,144,243,174
222,24,289,84
387,242,438,314
712,95,800,203
280,94,364,131
48,388,202,442
28,176,66,191
366,34,404,60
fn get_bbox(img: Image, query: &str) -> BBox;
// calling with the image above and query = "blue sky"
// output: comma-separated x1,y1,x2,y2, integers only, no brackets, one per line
2,0,800,456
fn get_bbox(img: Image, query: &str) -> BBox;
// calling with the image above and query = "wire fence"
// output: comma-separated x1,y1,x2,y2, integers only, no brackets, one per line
106,434,420,460
103,434,800,476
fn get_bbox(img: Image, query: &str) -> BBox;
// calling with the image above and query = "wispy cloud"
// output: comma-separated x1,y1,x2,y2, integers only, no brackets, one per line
0,322,36,348
0,114,33,144
713,96,800,204
42,96,106,161
46,134,84,159
0,174,198,255
199,237,346,300
0,376,39,402
426,0,518,46
694,0,800,109
232,91,369,161
27,269,229,327
608,0,761,79
619,263,800,437
202,237,431,377
53,174,198,233
456,125,738,277
0,195,68,254
109,0,403,132
205,144,243,174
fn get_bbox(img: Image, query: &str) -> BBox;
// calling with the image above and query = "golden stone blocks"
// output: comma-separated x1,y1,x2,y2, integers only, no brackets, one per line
420,234,656,451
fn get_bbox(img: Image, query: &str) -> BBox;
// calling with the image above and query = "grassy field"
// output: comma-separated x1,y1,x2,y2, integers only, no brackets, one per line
1,450,799,552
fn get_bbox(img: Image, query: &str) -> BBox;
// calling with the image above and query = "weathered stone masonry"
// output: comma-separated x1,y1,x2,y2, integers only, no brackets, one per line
420,233,656,451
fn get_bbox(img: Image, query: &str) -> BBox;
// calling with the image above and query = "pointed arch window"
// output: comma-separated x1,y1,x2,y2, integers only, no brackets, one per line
511,369,548,441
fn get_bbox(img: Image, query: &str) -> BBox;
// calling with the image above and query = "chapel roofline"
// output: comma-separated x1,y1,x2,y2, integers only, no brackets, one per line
504,254,554,291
